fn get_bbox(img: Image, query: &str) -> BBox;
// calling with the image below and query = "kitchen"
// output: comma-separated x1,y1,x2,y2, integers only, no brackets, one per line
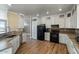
0,4,79,54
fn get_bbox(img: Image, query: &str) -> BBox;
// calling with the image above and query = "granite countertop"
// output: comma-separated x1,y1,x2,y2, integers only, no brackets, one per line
0,31,22,40
46,28,76,32
60,32,79,53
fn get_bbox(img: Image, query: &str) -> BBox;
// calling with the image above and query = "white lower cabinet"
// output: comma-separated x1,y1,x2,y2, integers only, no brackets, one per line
0,39,13,54
59,34,67,44
0,48,12,54
45,32,50,41
0,40,8,51
22,33,27,42
22,33,31,43
59,34,77,54
9,36,20,54
67,39,77,54
0,36,20,54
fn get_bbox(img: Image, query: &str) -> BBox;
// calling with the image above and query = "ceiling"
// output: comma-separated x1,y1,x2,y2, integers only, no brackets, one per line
9,4,74,16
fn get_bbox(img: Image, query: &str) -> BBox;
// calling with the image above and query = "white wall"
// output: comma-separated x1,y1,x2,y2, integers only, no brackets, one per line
0,4,8,20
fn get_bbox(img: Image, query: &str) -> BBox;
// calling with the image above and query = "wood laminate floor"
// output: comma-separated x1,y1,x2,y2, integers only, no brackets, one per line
16,39,68,54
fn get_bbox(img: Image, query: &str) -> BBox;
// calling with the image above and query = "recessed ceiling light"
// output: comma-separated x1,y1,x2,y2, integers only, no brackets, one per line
59,8,62,11
19,13,24,16
8,4,12,6
36,14,39,16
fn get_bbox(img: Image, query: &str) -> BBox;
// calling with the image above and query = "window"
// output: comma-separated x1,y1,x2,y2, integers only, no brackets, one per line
0,21,5,28
0,20,6,33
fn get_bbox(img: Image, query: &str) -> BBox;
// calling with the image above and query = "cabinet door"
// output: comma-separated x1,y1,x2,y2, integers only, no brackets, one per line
13,36,20,53
9,38,16,53
65,17,71,28
70,11,77,28
67,38,77,54
59,34,67,44
58,17,65,28
0,48,12,54
65,11,72,28
67,42,77,54
0,40,8,50
45,32,50,41
18,15,24,28
22,33,27,43
9,36,20,54
51,16,55,25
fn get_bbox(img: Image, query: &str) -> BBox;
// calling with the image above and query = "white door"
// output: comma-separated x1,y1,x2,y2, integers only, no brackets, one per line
32,19,38,39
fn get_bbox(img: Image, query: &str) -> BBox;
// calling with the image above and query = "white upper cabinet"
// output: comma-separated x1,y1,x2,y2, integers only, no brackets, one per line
41,16,52,28
0,4,9,20
70,11,77,28
65,7,77,28
54,15,59,24
65,11,73,28
51,15,55,25
56,14,65,28
17,15,24,28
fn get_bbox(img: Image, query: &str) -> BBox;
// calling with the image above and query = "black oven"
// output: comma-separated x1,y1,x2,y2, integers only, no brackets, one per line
50,25,59,43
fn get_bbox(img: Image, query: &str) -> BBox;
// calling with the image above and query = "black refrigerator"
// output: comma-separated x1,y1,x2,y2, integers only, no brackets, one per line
37,24,46,40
